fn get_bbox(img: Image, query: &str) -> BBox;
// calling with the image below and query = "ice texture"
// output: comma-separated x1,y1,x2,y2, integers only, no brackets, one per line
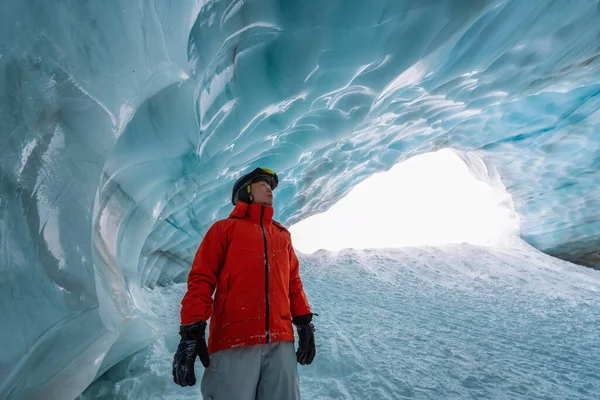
1,0,600,399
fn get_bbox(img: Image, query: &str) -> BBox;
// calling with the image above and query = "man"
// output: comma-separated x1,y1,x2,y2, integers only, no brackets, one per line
172,167,316,400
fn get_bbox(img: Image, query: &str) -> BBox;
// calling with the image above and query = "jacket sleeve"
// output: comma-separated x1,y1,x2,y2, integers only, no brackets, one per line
180,222,227,325
289,245,311,318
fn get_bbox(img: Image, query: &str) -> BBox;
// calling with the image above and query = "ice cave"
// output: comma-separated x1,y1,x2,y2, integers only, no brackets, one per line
1,1,599,399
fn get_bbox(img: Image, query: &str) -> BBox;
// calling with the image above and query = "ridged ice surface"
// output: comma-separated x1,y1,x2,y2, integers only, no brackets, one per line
79,240,600,400
2,0,600,399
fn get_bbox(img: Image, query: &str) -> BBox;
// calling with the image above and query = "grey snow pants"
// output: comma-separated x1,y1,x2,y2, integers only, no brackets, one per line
201,341,300,400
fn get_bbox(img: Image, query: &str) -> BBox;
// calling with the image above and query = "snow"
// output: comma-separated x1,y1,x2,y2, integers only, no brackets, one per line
80,240,600,399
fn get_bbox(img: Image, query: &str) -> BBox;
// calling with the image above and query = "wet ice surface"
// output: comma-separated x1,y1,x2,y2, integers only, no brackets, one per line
80,240,600,399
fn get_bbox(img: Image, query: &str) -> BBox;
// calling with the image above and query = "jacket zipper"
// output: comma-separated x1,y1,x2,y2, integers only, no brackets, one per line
260,205,270,343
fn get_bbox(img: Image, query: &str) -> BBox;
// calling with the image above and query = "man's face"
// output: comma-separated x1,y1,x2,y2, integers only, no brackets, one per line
250,179,273,205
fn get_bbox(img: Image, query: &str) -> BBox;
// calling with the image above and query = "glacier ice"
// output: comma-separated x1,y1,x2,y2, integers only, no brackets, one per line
1,0,600,399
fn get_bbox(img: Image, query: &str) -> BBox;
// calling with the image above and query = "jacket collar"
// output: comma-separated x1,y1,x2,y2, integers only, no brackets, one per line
229,201,274,225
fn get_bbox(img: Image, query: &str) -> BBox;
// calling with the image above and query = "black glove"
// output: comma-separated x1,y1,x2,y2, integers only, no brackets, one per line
172,321,210,387
293,314,316,365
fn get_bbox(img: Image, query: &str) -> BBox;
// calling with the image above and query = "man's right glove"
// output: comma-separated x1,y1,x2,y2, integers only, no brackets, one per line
172,320,210,387
293,314,316,365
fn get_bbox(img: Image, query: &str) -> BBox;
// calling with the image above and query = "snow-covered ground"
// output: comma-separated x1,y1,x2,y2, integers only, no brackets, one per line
80,239,600,399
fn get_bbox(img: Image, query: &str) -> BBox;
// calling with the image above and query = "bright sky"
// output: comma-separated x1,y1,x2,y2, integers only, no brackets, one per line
289,149,520,254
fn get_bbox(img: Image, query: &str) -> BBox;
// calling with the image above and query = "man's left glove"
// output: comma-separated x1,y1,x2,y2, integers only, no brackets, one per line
172,320,210,387
293,314,316,365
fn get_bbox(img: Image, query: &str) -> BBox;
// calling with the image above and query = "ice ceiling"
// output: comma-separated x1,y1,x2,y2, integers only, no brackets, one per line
1,0,600,399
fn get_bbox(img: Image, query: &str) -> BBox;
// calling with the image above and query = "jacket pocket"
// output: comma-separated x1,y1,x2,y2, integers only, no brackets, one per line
215,274,229,317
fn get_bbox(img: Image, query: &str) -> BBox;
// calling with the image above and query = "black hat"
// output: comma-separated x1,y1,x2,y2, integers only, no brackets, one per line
231,167,279,205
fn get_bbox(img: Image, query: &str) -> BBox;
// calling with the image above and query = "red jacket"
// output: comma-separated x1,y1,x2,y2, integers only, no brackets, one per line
180,201,311,354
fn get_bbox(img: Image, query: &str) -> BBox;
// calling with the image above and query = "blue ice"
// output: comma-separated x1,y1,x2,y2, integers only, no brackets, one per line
1,0,600,399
